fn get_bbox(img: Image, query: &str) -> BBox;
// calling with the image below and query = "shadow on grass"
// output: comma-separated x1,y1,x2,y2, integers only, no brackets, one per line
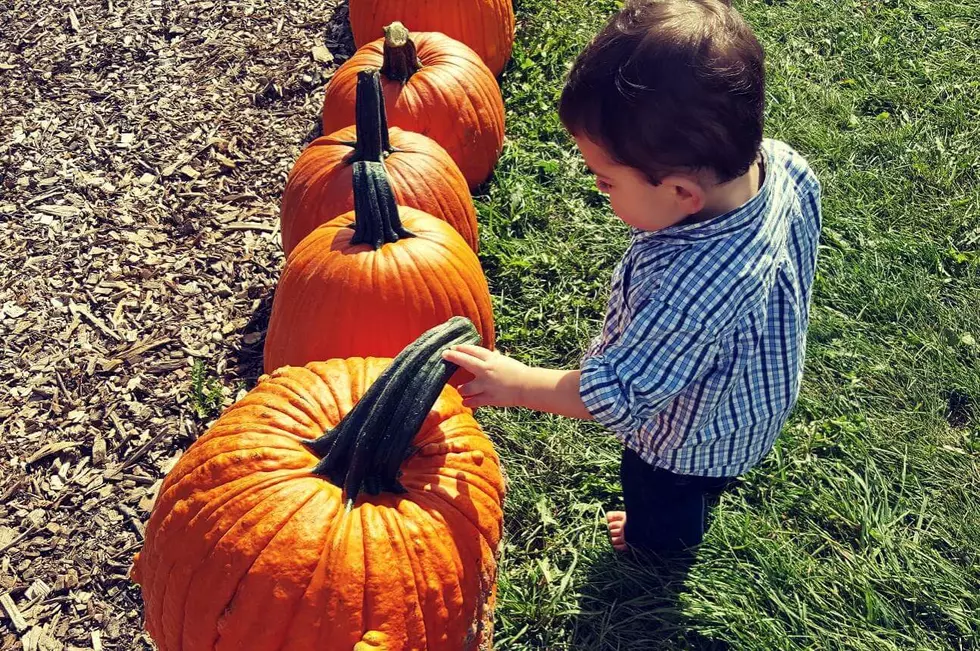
570,549,728,651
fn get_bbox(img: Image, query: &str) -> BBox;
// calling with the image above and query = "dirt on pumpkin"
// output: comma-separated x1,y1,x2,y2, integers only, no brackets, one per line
0,1,353,647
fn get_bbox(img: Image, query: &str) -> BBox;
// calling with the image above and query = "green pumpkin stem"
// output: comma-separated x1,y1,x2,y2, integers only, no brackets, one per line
306,317,481,507
381,22,423,83
348,160,415,249
349,69,392,162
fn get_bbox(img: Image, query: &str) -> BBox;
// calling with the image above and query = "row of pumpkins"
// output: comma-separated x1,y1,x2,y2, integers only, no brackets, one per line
132,3,518,650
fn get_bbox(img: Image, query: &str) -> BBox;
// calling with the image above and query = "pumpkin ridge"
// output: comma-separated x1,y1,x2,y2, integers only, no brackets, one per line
279,490,347,650
195,484,321,650
404,160,476,250
405,491,490,647
424,66,485,187
156,478,305,649
403,469,503,514
227,379,326,433
210,440,317,466
435,239,481,330
392,504,466,649
203,418,316,447
392,500,468,648
395,222,447,330
425,233,493,349
358,505,374,640
306,361,354,432
405,456,504,504
139,472,276,637
401,223,467,282
180,482,320,646
408,480,502,552
154,469,306,562
210,484,332,649
261,490,341,651
410,414,486,448
462,64,505,144
261,367,337,429
359,503,423,646
205,423,324,449
380,507,431,649
378,221,411,356
273,223,346,366
314,508,367,649
150,448,311,529
212,400,322,441
173,442,315,475
337,233,363,359
440,64,492,178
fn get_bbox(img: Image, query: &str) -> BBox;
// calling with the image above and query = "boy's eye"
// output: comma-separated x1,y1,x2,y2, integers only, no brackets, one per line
596,179,613,193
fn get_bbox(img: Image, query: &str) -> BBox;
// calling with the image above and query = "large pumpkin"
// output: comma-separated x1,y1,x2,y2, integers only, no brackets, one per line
282,69,477,257
263,159,495,373
132,318,505,651
349,0,515,77
323,23,505,190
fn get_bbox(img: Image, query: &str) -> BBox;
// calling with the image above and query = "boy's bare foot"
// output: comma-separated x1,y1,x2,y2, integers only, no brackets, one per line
606,511,628,552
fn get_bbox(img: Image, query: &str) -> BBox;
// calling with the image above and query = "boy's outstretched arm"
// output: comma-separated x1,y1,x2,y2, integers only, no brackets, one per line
442,344,594,420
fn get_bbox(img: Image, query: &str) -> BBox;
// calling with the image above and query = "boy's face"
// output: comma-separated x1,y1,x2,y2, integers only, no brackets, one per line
573,135,704,232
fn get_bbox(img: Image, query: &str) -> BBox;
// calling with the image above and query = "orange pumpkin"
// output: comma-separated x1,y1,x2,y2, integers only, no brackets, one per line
132,318,505,650
323,23,505,190
349,0,515,76
282,69,477,257
263,160,495,374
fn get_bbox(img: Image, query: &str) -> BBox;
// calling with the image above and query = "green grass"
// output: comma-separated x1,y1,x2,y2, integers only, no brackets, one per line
479,0,980,648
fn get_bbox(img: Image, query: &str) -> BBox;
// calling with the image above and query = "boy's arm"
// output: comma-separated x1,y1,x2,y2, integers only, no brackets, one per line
519,367,593,420
441,345,593,420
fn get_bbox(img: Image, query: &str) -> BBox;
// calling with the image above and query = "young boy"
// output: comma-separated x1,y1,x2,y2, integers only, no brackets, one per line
443,0,821,552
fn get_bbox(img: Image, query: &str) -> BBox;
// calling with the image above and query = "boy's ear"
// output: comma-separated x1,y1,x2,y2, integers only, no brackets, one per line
666,175,706,216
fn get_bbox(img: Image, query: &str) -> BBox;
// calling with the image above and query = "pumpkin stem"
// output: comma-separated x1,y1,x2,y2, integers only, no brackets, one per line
348,160,415,249
306,317,481,506
381,22,423,83
349,69,392,162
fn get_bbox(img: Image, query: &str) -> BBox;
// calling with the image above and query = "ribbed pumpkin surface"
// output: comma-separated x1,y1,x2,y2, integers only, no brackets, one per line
280,127,478,257
131,359,504,650
322,30,505,190
349,0,515,76
263,209,495,374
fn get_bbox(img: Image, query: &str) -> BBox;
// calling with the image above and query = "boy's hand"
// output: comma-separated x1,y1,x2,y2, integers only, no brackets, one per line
441,344,530,409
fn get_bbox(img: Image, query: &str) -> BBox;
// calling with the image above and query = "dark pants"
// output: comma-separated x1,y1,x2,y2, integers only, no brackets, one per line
621,448,736,552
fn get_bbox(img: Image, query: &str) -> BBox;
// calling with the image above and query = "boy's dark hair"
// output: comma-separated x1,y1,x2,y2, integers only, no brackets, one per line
559,0,765,184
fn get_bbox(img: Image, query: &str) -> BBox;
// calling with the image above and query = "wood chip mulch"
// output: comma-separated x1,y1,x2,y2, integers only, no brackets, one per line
0,1,354,647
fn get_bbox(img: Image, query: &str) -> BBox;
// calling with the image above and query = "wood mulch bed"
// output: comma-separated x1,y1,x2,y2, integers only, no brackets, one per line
0,1,354,647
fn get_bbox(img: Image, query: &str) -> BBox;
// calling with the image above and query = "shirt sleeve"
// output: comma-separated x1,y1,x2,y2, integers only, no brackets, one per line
579,299,719,435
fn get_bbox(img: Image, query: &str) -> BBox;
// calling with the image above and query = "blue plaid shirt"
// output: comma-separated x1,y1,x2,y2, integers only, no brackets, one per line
579,139,822,477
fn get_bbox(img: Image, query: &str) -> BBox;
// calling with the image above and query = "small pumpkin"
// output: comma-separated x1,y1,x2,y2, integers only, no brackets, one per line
349,0,515,76
283,69,477,257
132,317,505,650
323,23,505,190
263,159,495,374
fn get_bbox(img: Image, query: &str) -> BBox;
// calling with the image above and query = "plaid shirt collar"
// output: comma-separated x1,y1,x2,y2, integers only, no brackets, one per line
630,146,774,244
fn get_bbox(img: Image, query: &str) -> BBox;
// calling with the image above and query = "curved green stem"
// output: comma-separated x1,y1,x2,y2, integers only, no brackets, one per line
306,317,482,506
